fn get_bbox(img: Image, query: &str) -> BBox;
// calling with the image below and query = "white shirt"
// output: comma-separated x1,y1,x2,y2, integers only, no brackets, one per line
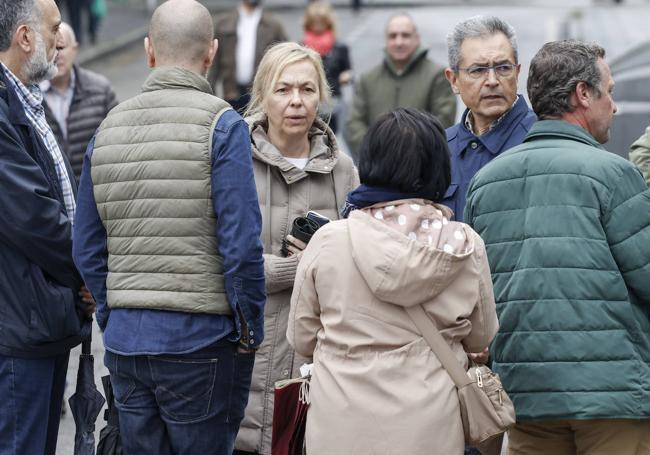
284,157,309,170
235,6,262,86
39,72,76,140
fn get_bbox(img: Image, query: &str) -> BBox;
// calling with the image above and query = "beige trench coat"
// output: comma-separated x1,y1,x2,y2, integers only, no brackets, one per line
235,115,359,454
288,200,499,455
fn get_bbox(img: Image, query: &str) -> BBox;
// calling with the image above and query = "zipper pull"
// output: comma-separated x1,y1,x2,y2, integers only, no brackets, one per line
476,368,483,388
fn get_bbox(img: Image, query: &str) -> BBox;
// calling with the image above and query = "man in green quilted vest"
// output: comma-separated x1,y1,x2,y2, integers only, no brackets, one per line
465,41,650,454
72,1,265,453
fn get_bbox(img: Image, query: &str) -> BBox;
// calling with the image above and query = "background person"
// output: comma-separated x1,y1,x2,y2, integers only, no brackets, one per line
73,1,265,453
465,40,650,455
208,0,288,113
40,22,117,181
629,125,650,186
288,108,498,455
234,42,358,455
345,13,456,159
302,0,352,134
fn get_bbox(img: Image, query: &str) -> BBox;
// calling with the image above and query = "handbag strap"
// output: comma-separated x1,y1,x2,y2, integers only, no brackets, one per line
405,305,473,388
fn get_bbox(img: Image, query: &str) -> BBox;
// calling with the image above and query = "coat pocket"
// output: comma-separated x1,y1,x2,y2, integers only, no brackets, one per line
27,263,80,344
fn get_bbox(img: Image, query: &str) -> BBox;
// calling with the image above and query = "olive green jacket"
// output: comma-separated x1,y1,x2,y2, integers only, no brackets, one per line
345,47,456,158
629,125,650,186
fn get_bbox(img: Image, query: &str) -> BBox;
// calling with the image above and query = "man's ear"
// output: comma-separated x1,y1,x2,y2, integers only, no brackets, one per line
144,36,155,68
204,38,218,73
444,67,460,95
14,24,34,53
573,80,592,109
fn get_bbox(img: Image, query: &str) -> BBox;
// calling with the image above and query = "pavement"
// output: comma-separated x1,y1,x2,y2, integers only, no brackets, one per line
71,0,535,65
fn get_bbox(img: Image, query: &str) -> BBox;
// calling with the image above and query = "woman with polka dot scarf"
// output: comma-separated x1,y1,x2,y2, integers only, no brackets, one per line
287,108,499,455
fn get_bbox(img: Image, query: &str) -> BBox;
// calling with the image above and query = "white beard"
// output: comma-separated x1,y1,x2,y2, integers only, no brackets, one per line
25,32,58,84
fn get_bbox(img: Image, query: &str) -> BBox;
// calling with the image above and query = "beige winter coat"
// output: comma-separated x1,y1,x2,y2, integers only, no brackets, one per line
288,200,499,455
235,114,359,454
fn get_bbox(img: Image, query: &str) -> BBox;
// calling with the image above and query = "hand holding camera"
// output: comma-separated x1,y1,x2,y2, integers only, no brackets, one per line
281,211,330,257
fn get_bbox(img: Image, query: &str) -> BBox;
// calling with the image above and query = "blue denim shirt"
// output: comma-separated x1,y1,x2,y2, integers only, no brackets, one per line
443,96,537,222
73,109,265,355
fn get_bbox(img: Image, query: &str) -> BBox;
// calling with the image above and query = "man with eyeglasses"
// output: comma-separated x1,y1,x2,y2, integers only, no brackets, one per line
442,16,536,221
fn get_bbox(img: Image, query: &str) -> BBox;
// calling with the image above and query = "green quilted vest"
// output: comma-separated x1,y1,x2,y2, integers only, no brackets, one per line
92,66,232,315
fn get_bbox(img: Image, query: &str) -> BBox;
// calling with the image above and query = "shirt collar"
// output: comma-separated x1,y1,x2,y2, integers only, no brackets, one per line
456,95,528,156
238,5,263,22
2,63,44,112
464,95,519,136
39,69,76,96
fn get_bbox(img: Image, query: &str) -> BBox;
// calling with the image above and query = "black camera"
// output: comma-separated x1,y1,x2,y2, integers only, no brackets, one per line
281,211,330,256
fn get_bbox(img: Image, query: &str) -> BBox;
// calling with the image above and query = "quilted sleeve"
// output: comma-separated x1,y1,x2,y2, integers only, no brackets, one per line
603,162,650,304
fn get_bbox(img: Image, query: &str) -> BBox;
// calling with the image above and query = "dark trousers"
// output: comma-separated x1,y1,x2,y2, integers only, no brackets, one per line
0,352,70,455
105,341,255,455
65,0,99,44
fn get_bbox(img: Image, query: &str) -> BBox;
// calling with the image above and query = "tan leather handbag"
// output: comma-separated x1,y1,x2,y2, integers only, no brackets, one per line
406,305,516,446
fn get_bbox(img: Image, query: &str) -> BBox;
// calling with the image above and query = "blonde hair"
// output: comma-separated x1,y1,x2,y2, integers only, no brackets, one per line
303,1,336,35
245,42,331,117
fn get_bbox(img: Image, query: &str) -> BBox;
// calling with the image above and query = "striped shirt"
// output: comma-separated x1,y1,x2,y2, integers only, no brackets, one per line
2,64,76,224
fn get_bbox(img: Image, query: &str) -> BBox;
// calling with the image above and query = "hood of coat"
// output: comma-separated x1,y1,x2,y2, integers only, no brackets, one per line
383,46,428,77
246,113,340,184
348,199,477,307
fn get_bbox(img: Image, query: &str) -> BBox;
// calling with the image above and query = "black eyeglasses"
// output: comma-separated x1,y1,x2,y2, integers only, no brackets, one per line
455,63,517,80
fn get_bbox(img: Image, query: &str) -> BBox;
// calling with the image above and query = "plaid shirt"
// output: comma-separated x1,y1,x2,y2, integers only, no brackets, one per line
2,64,76,225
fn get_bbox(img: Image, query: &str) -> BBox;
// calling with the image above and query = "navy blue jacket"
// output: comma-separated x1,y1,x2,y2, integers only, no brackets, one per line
443,96,536,221
0,69,87,358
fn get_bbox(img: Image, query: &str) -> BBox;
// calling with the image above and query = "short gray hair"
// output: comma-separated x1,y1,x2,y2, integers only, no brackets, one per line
0,0,38,52
447,15,518,69
527,40,605,119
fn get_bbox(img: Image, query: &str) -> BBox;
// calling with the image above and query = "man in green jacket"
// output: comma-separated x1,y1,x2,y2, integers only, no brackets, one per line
465,41,650,454
345,13,456,159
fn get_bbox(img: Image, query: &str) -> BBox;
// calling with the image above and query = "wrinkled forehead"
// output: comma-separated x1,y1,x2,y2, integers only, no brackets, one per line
458,32,515,66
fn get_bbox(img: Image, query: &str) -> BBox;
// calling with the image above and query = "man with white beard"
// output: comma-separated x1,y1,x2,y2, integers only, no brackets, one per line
0,1,95,454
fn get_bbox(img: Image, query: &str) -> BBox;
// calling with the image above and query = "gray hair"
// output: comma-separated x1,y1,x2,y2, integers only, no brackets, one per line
446,15,518,69
0,0,38,52
527,40,605,119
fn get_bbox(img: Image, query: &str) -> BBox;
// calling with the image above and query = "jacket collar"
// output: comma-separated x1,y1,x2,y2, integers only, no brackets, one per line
382,46,428,77
247,113,340,185
220,8,272,33
142,66,213,95
524,119,604,149
452,95,531,156
0,66,32,127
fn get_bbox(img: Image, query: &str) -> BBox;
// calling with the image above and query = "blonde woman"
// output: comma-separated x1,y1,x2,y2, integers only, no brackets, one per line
233,42,359,455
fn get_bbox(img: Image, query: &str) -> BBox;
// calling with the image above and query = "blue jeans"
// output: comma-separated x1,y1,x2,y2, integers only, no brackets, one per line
0,352,69,455
104,340,255,455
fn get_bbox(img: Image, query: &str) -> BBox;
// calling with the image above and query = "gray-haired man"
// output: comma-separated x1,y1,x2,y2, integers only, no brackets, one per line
442,16,536,221
0,0,94,453
465,40,650,455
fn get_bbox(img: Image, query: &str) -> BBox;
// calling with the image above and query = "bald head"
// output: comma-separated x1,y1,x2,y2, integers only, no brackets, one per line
59,22,77,46
148,0,214,67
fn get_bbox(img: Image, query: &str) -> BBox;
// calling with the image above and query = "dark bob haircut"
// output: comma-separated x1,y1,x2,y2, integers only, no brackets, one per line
357,108,451,202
